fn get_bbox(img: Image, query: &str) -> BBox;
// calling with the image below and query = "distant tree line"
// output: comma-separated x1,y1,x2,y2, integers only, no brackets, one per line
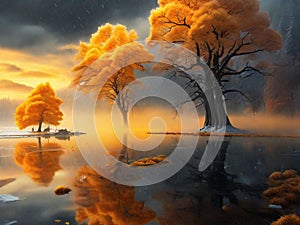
0,97,21,126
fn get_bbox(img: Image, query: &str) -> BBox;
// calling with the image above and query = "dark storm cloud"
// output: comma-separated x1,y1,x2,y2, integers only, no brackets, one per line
0,0,158,52
0,17,56,50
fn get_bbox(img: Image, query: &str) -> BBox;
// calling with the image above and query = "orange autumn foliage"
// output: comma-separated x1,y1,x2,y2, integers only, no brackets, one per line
72,23,153,126
149,0,282,52
15,82,63,131
148,0,282,81
73,166,156,225
263,169,300,208
271,214,300,225
14,141,63,186
72,23,153,102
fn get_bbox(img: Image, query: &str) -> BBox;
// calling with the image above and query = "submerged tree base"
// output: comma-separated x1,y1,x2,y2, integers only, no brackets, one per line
199,125,250,135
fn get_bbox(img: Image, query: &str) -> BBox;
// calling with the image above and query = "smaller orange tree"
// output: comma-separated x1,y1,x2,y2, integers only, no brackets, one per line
15,82,63,132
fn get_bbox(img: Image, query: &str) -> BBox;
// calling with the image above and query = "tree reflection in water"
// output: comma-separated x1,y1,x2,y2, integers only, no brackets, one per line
153,137,280,225
199,137,240,208
14,137,63,186
73,166,156,225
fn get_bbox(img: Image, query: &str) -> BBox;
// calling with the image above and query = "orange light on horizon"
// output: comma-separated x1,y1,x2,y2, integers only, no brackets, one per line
0,46,76,100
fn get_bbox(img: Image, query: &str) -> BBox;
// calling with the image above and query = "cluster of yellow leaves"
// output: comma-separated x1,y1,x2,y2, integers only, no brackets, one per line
15,82,63,130
148,0,282,57
72,23,153,103
14,141,63,186
74,23,138,71
73,166,156,225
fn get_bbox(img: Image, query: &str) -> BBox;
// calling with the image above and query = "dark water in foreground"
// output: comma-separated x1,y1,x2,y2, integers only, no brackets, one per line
0,135,299,225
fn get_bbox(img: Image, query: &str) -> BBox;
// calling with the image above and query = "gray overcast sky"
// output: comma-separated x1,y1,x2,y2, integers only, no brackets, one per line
0,0,158,53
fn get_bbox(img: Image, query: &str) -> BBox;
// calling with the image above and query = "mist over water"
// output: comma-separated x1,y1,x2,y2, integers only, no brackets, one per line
1,94,300,225
2,100,300,137
94,105,300,136
230,114,300,135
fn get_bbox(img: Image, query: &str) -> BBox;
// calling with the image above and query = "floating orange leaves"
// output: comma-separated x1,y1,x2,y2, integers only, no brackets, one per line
54,186,72,196
130,155,167,166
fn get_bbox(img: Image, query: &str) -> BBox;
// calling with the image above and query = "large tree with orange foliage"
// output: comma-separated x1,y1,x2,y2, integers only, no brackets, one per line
72,23,153,126
15,82,63,132
148,0,282,129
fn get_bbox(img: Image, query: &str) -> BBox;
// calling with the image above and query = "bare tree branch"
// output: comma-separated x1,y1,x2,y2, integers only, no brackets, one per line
223,89,252,103
223,65,262,76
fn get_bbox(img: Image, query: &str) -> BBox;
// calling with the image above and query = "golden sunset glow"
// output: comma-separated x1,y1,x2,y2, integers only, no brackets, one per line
1,1,300,225
0,46,75,99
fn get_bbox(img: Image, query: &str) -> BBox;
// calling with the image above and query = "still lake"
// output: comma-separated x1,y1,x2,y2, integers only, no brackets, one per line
0,134,299,225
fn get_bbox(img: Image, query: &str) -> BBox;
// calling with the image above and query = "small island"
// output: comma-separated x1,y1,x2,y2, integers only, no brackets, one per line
0,82,84,139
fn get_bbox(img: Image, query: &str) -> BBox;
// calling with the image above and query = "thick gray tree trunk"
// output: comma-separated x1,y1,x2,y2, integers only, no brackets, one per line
202,92,233,130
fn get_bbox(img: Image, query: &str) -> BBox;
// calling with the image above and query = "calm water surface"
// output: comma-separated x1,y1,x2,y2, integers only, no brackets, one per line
0,134,299,225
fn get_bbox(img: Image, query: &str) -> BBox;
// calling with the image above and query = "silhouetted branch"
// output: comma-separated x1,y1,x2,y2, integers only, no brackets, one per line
223,89,252,103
